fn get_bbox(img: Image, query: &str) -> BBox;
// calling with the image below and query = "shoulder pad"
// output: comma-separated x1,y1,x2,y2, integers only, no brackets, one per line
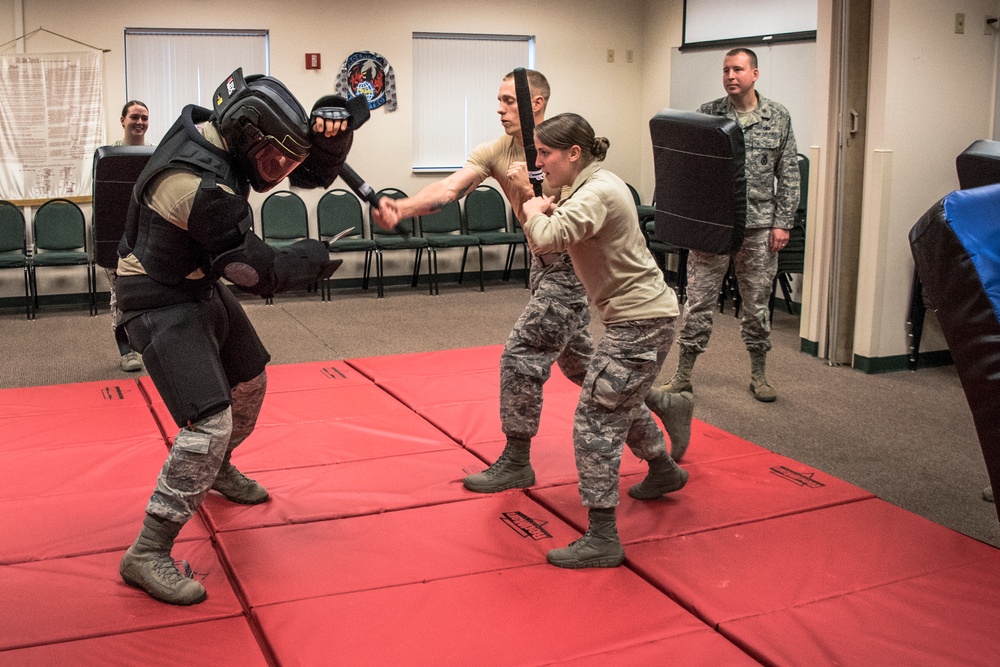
187,181,253,254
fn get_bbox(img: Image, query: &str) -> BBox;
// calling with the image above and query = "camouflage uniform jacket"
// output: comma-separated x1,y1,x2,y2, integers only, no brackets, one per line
699,93,800,230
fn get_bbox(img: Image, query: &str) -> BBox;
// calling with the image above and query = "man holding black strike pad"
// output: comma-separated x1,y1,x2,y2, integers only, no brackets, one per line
659,47,800,402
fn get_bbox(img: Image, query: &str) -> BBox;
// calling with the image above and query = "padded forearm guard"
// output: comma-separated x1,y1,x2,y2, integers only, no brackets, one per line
212,234,336,297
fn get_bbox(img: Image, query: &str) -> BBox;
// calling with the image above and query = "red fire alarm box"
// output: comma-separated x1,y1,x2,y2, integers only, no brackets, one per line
305,53,321,70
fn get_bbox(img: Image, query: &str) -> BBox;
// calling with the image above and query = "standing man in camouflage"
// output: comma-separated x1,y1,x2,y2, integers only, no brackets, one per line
661,48,799,402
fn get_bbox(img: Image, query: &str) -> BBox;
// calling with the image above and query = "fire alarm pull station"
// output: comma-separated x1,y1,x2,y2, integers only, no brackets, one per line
305,53,321,70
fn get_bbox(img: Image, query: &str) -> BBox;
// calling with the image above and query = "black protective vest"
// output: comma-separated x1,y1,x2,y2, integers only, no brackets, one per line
122,105,248,285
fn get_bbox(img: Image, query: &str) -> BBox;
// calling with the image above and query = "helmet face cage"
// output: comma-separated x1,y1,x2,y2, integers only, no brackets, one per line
215,71,311,192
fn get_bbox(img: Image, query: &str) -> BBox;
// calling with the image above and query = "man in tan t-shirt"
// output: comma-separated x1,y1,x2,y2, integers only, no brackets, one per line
376,70,694,493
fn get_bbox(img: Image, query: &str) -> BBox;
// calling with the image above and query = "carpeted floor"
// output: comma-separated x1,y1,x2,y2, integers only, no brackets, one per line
1,279,997,548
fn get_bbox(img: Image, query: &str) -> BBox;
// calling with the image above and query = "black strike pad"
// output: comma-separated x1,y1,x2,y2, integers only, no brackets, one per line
956,139,1000,190
910,183,1000,522
512,68,543,196
92,146,155,268
650,110,746,255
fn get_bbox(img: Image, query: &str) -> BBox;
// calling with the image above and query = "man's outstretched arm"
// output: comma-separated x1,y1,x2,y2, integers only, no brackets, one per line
374,166,484,229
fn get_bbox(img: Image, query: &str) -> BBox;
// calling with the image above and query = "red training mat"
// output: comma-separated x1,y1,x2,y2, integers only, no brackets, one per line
215,416,460,474
669,419,771,465
0,408,165,454
260,359,373,392
252,564,712,666
530,450,875,544
200,448,489,533
218,494,581,608
626,497,1000,627
0,486,209,565
0,379,147,418
720,558,1000,666
419,390,577,447
0,616,270,667
0,539,241,652
0,438,166,502
346,344,505,380
566,628,762,666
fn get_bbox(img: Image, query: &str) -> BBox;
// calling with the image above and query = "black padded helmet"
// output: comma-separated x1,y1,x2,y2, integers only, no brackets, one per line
212,68,311,192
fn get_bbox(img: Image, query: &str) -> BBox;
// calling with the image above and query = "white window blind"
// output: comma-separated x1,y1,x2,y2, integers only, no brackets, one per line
124,28,268,143
412,33,533,171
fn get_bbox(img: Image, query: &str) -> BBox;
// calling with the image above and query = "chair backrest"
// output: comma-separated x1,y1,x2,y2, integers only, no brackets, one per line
0,201,27,253
795,153,809,226
261,190,309,242
626,183,642,208
464,185,508,233
33,199,86,251
509,208,526,233
369,188,418,237
317,189,364,240
420,200,462,235
779,157,808,273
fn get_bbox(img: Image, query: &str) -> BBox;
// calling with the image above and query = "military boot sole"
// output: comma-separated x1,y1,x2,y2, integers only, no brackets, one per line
660,379,693,394
547,548,625,569
211,468,270,505
212,487,270,505
462,468,535,494
659,390,694,462
750,382,777,402
628,467,689,500
119,555,207,606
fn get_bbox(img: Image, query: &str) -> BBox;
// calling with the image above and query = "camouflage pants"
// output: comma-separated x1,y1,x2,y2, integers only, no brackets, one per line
104,267,130,355
147,371,267,524
104,267,121,328
500,257,593,441
677,228,777,355
575,316,675,508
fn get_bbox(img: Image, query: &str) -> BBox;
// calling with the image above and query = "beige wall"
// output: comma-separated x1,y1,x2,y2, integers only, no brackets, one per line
5,0,647,201
2,0,647,288
853,0,999,359
636,0,684,200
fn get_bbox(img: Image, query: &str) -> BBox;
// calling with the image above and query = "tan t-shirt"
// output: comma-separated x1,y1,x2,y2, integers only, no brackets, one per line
465,134,561,223
117,123,232,279
523,162,678,324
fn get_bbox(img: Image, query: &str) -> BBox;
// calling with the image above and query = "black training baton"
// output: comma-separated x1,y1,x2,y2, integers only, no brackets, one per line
339,163,409,237
513,67,544,197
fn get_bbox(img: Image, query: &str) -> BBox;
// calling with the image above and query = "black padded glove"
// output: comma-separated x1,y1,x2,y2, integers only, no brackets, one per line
290,96,370,189
311,94,370,130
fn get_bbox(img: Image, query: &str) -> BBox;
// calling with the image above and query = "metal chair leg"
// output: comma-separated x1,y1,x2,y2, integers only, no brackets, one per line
458,247,468,285
23,265,31,320
478,246,485,292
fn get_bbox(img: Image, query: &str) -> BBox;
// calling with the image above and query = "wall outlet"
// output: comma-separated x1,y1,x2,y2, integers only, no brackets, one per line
607,49,614,63
955,12,965,34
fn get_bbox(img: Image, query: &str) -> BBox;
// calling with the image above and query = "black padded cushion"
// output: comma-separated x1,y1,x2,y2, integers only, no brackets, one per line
92,146,155,268
956,139,1000,190
650,109,746,255
909,183,1000,520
